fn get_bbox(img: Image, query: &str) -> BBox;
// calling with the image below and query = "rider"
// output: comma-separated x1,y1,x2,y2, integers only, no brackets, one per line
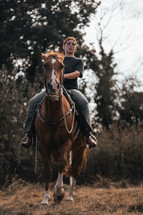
21,37,97,148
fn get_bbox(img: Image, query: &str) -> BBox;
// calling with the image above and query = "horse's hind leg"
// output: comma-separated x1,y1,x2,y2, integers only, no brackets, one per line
66,151,76,201
53,172,65,203
67,142,86,201
53,140,72,203
66,176,76,201
71,143,86,179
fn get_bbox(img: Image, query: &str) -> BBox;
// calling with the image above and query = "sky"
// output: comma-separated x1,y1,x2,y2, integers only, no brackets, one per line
84,0,143,91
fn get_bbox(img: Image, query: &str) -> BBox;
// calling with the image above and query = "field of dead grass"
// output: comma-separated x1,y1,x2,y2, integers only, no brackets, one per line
0,179,143,215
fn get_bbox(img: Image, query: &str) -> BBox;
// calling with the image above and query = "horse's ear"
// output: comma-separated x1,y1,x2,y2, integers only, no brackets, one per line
41,53,47,61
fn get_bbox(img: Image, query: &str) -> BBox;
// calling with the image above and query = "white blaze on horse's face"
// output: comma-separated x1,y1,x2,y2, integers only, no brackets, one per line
50,58,57,90
52,59,56,64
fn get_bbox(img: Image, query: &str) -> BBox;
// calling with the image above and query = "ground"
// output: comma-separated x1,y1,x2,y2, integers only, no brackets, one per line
0,179,143,215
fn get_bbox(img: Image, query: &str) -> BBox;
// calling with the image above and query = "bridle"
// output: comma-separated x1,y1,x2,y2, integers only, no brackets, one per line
43,55,64,100
39,54,75,134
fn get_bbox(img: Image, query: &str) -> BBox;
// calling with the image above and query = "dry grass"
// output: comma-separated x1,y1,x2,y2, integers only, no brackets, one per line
0,179,143,215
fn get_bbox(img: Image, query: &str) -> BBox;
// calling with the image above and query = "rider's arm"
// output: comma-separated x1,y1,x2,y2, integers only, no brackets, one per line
64,71,80,79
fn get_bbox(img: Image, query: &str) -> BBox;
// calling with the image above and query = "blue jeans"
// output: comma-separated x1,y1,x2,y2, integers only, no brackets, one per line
24,91,45,135
24,89,92,137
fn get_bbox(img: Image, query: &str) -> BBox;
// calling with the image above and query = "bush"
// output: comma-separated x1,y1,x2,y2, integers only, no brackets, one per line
79,124,143,184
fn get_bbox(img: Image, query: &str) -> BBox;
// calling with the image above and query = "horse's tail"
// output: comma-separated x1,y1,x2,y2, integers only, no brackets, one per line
64,134,87,179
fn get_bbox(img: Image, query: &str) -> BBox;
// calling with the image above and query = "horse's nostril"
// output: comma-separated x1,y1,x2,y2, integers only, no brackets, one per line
48,82,52,90
46,82,54,92
46,80,60,94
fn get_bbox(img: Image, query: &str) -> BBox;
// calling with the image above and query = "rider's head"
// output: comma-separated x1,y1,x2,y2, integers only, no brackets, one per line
63,37,77,51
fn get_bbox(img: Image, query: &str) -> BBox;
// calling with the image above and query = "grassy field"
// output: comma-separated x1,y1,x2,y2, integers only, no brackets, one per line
0,179,143,215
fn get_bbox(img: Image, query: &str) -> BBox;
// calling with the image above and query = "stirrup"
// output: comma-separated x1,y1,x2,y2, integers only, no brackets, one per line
90,133,98,145
20,134,34,149
20,134,28,144
85,133,98,149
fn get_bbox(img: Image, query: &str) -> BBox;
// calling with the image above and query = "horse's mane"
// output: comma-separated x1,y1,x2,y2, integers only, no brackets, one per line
42,51,64,65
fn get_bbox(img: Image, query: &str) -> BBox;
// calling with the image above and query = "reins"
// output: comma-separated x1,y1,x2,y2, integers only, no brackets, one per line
61,88,76,134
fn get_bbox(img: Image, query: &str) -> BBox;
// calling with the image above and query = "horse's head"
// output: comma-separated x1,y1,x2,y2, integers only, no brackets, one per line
41,51,64,101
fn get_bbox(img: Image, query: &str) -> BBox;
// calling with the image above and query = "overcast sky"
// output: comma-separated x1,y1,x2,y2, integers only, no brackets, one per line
84,0,143,91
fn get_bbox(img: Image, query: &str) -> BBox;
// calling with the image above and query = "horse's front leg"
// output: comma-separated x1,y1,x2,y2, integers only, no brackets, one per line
42,189,51,205
39,147,51,205
41,164,51,205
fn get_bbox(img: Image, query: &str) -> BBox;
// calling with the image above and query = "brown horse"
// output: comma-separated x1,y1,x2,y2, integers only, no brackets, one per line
35,51,86,205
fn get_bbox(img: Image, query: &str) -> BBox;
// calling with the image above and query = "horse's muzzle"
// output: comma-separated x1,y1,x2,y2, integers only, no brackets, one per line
45,80,62,101
46,82,56,94
46,79,60,93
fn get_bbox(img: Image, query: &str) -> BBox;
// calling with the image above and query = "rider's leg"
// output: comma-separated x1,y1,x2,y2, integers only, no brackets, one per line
69,89,97,148
21,90,45,148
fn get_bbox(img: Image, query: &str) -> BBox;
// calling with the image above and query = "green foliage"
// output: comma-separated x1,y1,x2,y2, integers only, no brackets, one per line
92,40,118,129
1,0,143,187
0,0,100,83
1,67,143,185
0,67,39,185
0,0,102,186
119,78,143,125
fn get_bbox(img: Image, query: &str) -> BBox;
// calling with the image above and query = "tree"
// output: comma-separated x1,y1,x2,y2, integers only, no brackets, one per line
0,0,102,185
0,0,101,84
119,78,143,125
0,65,39,185
93,39,118,129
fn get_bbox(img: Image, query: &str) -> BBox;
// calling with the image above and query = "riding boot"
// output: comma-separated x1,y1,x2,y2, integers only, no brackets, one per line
81,126,98,149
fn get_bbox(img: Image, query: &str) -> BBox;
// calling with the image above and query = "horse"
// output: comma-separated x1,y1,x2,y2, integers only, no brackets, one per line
35,51,87,205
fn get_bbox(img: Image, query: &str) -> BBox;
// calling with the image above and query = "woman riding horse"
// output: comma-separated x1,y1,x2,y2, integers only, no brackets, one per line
21,37,97,148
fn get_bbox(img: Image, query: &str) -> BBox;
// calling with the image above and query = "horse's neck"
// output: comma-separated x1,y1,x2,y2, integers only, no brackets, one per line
44,99,62,117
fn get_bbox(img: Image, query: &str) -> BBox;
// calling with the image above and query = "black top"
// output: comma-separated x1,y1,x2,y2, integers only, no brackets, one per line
63,57,84,90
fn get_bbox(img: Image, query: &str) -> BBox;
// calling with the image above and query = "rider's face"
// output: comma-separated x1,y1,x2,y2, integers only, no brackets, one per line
64,39,77,54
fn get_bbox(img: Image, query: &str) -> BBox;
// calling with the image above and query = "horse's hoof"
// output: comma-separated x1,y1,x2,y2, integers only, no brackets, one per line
40,199,49,205
66,196,73,201
53,192,65,204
